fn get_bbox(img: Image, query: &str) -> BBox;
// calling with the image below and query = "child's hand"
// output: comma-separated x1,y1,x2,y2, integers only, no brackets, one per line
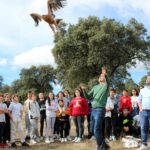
60,110,63,114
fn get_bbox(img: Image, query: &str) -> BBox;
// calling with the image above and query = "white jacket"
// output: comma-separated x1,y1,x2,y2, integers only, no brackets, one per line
28,100,40,119
46,99,57,117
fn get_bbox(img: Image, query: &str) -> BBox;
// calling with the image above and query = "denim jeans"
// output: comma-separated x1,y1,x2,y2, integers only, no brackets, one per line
91,108,105,150
140,110,150,145
131,107,139,117
73,116,84,138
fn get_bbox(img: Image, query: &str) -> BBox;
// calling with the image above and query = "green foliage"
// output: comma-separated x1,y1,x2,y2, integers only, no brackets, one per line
10,65,56,101
0,85,11,93
124,78,139,94
0,75,3,88
139,71,150,87
53,17,150,91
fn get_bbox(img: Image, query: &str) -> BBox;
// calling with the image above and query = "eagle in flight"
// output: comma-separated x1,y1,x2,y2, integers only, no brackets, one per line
30,0,66,33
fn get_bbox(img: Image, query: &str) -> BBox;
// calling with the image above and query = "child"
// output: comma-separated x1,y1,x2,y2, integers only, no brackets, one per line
56,99,70,143
70,89,88,143
9,94,29,147
0,93,9,148
64,90,72,141
3,93,11,145
24,91,32,140
120,90,132,113
38,93,46,140
131,89,139,117
53,91,66,139
117,107,137,137
110,88,119,141
45,92,57,143
105,90,114,141
28,93,40,144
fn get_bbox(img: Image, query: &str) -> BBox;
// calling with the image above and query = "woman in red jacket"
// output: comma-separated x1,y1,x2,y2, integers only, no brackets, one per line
120,90,132,113
70,88,88,143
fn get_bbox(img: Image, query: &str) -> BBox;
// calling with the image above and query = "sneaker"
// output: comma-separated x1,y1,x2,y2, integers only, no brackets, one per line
109,136,113,141
90,136,96,140
61,138,64,143
72,137,78,142
40,136,44,141
45,139,50,143
30,139,37,144
11,143,17,147
105,138,110,144
75,138,82,143
64,138,67,142
50,138,54,143
111,135,116,141
36,137,40,142
67,136,72,141
22,142,29,147
137,144,148,150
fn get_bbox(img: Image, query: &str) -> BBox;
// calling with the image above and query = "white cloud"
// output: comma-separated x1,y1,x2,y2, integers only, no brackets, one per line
0,58,8,66
130,61,146,72
29,0,150,25
103,0,150,20
12,45,56,69
28,0,48,13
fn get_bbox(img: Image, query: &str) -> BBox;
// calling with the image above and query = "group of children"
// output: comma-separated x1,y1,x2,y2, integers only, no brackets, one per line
0,87,141,148
104,88,140,142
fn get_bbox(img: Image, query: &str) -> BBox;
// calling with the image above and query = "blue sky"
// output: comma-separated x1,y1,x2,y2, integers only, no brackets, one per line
0,0,150,93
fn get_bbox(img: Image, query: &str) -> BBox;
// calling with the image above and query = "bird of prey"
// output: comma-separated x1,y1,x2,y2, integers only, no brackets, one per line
30,0,66,33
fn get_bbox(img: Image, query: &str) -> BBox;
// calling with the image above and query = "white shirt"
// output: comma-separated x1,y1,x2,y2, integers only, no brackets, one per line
0,102,7,122
9,102,23,121
46,99,57,117
138,86,150,110
131,96,138,108
105,97,114,117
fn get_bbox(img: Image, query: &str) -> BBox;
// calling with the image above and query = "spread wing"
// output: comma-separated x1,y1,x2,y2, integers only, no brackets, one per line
48,0,67,12
30,13,42,26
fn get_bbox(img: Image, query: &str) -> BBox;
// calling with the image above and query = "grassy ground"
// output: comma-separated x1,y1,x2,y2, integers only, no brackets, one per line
3,119,148,150
3,139,146,150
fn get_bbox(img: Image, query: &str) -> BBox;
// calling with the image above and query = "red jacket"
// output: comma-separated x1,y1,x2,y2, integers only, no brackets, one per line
120,96,132,112
69,97,88,116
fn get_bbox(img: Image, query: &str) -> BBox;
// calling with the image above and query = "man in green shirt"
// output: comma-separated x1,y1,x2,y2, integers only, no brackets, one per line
81,67,110,150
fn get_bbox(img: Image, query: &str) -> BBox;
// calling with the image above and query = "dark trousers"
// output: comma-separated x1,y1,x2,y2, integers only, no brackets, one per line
40,114,46,137
66,119,70,136
0,122,5,143
131,107,139,117
105,117,112,139
111,113,118,137
87,113,93,136
54,117,59,135
58,121,69,138
73,116,84,138
3,121,10,143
